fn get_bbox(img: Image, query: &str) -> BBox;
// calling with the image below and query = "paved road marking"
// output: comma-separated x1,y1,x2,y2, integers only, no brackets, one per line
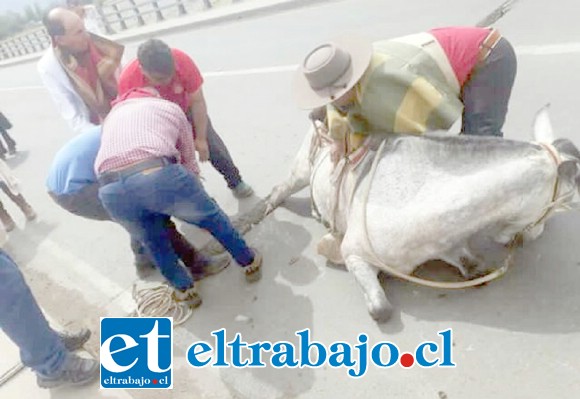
205,64,297,77
516,43,580,55
2,41,580,92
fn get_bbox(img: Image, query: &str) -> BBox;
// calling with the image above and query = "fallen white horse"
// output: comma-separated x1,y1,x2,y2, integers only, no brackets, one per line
266,106,580,322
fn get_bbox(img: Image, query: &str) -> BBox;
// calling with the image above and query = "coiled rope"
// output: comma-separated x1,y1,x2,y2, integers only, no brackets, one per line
130,283,193,326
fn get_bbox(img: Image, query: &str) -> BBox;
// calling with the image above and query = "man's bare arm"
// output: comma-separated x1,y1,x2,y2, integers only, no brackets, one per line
189,87,209,162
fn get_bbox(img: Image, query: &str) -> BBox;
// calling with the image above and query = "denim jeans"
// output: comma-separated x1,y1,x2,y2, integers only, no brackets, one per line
98,164,254,290
0,250,66,376
461,38,517,138
49,183,202,268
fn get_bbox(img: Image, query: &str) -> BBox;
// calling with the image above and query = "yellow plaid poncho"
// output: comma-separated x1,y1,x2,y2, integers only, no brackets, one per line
327,32,464,149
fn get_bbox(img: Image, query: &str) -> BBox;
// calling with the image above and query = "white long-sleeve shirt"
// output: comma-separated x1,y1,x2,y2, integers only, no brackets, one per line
37,47,98,134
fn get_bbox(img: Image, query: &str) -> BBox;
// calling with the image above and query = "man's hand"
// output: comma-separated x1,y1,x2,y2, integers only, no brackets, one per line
195,138,210,162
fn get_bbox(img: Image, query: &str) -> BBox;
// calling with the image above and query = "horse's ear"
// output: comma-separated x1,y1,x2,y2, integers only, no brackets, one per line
533,103,555,143
557,160,578,181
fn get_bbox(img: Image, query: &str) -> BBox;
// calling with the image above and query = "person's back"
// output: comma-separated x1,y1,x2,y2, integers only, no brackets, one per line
47,127,101,196
295,27,516,140
96,93,198,176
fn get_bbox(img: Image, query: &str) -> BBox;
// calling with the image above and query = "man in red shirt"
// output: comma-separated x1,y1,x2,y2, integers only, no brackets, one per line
118,39,253,198
294,26,517,138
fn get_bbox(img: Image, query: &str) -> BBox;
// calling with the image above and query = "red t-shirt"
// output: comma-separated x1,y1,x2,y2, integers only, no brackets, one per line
117,48,204,114
429,27,490,86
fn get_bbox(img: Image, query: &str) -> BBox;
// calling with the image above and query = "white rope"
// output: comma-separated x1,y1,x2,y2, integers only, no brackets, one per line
0,362,24,387
305,127,578,289
130,283,193,326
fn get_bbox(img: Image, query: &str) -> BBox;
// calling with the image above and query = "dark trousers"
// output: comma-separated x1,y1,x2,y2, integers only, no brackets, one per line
49,184,202,268
0,127,16,156
461,37,517,138
194,117,242,189
0,182,31,222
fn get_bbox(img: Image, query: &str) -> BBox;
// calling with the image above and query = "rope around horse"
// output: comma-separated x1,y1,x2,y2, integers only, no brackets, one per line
359,138,566,289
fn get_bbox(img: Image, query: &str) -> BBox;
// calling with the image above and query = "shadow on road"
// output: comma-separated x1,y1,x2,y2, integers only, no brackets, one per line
179,213,318,399
383,213,580,334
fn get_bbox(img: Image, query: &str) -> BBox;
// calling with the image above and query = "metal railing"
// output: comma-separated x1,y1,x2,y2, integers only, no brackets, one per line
96,0,216,35
0,0,233,61
0,27,51,60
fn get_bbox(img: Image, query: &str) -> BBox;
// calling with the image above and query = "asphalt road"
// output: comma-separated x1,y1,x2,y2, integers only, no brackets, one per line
0,0,579,397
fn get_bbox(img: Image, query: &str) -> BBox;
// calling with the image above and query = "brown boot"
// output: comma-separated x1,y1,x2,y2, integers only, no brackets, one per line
14,195,36,221
0,205,15,232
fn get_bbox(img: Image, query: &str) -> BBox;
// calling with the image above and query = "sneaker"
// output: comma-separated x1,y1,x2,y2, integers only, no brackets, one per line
58,328,91,351
188,253,231,281
172,286,202,309
36,353,99,389
232,181,254,199
243,248,262,283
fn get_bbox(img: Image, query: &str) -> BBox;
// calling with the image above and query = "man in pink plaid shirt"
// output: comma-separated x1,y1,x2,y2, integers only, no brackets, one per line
95,87,262,307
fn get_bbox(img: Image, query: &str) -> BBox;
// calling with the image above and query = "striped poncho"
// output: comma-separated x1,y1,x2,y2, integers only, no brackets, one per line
327,32,464,146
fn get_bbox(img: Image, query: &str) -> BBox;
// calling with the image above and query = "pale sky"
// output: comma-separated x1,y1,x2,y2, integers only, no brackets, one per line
0,0,62,14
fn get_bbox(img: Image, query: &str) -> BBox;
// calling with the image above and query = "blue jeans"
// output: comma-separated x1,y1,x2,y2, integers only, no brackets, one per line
49,184,203,268
98,164,254,290
0,250,66,376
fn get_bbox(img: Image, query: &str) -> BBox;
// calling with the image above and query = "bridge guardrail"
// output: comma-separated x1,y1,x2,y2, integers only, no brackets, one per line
0,0,232,61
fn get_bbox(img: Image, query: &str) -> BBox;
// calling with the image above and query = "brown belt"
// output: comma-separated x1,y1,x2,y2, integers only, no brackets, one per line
477,29,502,63
98,156,177,186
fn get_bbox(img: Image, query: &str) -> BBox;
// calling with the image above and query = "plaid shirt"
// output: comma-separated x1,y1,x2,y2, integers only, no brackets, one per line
95,96,199,175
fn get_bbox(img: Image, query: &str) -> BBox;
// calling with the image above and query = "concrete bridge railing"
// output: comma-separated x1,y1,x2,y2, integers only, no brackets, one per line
0,0,234,61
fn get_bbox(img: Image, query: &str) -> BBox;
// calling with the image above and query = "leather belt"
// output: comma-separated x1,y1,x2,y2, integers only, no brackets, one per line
477,28,502,63
98,156,177,186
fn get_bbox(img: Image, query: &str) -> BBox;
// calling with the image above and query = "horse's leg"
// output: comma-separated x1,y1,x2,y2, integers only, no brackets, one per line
344,254,393,322
317,233,344,264
440,244,483,278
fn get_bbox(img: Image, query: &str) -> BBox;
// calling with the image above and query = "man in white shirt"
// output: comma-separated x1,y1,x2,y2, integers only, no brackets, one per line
37,7,123,133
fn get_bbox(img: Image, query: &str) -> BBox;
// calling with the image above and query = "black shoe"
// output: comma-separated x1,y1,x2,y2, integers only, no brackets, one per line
36,353,99,389
188,253,231,280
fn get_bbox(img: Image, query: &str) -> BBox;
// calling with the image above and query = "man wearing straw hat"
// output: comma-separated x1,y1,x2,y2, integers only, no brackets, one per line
294,26,517,141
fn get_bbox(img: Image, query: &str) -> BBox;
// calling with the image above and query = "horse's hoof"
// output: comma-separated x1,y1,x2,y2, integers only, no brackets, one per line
368,300,394,323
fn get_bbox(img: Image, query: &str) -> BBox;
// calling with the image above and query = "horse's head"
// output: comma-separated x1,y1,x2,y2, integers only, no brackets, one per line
533,104,580,202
